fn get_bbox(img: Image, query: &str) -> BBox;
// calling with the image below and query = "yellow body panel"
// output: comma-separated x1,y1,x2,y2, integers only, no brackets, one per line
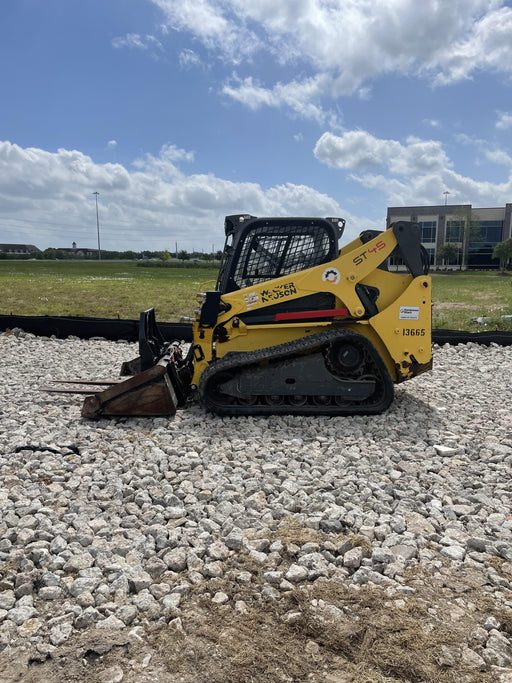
190,226,432,387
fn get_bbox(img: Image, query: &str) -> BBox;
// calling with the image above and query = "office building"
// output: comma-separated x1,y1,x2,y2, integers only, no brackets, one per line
387,203,512,269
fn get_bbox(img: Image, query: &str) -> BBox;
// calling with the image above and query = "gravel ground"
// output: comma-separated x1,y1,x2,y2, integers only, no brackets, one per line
0,329,511,682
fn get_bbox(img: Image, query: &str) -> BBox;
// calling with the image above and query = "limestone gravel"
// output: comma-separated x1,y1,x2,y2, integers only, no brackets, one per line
0,329,512,679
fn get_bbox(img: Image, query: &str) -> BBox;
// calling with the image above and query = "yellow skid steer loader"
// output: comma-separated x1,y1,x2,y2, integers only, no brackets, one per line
49,215,432,418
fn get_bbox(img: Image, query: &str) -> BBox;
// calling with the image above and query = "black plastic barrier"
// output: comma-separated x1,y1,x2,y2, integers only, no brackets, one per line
431,328,512,346
1,313,511,346
0,314,193,343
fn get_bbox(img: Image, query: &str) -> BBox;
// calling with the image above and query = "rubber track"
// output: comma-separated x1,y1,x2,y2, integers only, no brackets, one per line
198,329,394,417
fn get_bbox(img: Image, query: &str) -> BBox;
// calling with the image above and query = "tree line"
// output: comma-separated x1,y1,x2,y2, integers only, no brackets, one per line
0,248,223,261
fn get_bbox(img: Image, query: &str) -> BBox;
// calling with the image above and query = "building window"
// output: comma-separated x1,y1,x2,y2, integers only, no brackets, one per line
419,221,437,243
472,220,503,243
466,220,503,268
424,247,435,265
445,220,464,242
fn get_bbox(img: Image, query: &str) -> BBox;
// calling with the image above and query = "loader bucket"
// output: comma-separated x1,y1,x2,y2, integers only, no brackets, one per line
42,309,191,418
81,359,179,418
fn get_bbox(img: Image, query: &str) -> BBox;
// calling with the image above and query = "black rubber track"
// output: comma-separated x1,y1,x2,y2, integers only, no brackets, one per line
198,329,394,417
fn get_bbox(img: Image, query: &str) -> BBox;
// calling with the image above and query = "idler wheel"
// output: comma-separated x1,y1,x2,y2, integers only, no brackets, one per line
265,395,284,406
312,395,330,406
206,372,235,406
327,340,365,377
287,395,307,406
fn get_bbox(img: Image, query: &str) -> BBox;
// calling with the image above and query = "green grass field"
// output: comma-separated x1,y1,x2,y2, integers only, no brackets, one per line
0,261,219,321
430,271,512,330
1,261,511,330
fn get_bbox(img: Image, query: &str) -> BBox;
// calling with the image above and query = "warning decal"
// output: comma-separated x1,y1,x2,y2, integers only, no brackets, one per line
399,306,420,320
243,292,260,309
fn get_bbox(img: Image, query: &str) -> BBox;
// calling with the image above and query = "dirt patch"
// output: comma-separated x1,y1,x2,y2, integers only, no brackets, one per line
1,551,509,683
0,520,509,683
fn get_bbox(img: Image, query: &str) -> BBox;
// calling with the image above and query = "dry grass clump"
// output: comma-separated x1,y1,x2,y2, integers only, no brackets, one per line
272,517,373,556
289,583,492,683
272,518,325,547
152,604,314,683
487,556,512,580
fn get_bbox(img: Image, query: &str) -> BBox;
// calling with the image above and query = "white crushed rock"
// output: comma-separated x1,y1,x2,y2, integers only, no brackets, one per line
0,330,512,675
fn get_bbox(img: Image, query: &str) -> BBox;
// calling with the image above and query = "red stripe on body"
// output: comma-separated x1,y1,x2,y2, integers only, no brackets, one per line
275,308,349,322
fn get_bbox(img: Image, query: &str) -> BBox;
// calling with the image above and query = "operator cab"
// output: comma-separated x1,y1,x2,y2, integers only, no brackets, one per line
217,215,345,294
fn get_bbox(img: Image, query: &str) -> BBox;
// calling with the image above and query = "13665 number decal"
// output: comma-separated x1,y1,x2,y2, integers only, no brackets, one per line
402,328,426,336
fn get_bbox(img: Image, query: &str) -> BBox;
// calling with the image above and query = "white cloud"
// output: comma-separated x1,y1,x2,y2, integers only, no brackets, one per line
132,143,195,180
107,140,118,149
0,141,372,250
453,132,512,168
222,74,341,127
496,111,512,130
357,87,372,101
315,131,398,170
314,128,512,207
150,0,260,62
430,5,512,85
112,33,163,52
353,166,512,208
178,49,203,69
485,149,512,166
314,131,450,175
148,0,512,121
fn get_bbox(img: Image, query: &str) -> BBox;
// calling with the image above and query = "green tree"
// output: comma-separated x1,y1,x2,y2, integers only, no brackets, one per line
493,238,512,270
445,207,481,269
161,250,171,261
121,250,139,260
43,248,58,259
177,250,190,261
437,242,459,265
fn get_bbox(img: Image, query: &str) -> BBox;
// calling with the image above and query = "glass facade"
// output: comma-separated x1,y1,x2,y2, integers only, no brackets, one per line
445,221,464,242
474,221,503,242
467,220,503,268
424,247,435,264
419,221,437,243
387,204,510,270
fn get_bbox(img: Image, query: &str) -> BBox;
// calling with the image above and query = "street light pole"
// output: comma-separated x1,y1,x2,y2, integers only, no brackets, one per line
93,191,101,261
443,190,450,206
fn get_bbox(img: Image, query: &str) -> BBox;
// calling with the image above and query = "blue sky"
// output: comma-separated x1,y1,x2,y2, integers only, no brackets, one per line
1,0,512,251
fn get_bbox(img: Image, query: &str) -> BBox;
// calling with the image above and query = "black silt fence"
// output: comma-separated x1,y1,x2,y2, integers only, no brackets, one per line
0,314,511,346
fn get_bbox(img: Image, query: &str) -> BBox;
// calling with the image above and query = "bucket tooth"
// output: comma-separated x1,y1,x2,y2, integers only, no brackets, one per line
81,361,178,418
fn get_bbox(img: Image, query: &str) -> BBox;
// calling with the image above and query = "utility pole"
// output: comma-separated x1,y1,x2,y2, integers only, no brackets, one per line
93,192,101,260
